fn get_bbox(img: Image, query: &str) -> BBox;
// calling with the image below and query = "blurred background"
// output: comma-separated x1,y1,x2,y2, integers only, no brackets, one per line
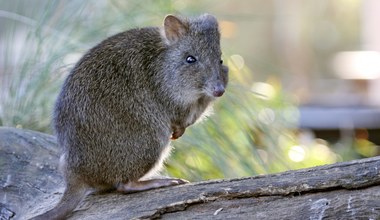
1,0,379,181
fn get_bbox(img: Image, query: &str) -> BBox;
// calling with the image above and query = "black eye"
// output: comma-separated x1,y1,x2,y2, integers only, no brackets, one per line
220,59,223,64
186,56,197,63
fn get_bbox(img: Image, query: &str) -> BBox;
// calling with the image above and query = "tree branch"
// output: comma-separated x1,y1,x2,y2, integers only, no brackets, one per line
1,127,379,220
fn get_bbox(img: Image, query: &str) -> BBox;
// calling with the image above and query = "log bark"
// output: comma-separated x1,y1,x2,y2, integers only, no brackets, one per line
0,127,379,220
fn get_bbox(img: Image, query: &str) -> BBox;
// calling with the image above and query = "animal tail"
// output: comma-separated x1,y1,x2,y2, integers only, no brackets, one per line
30,183,89,220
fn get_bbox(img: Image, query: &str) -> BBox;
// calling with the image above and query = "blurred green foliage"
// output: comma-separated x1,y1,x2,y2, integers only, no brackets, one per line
166,60,340,180
0,0,376,181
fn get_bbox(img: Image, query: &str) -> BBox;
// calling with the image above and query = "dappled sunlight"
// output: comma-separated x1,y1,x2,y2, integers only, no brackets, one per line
354,138,379,158
251,82,276,100
288,145,306,162
258,108,275,125
228,54,245,71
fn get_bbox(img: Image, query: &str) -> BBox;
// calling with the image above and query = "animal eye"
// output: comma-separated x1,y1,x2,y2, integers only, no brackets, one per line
186,56,197,63
220,59,223,64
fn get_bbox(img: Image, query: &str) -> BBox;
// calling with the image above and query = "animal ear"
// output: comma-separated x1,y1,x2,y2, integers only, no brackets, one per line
200,14,219,30
164,15,188,43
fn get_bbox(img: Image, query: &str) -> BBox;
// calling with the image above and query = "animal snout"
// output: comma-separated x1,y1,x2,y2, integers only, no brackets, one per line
213,82,225,97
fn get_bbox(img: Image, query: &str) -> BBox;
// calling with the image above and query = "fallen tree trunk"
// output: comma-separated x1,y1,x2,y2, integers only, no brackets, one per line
0,127,379,220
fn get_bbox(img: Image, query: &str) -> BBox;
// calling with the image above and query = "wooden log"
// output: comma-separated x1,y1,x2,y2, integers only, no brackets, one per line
0,127,379,220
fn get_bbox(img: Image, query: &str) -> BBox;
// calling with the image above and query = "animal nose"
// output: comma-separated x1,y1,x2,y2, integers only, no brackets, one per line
213,83,225,97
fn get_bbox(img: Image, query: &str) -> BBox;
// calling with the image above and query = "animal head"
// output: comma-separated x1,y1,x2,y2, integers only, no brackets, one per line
161,14,228,104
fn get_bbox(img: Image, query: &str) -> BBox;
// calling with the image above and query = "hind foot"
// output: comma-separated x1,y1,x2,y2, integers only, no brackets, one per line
117,178,188,193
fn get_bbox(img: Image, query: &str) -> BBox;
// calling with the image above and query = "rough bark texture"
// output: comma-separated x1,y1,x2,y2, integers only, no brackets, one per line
0,127,379,220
